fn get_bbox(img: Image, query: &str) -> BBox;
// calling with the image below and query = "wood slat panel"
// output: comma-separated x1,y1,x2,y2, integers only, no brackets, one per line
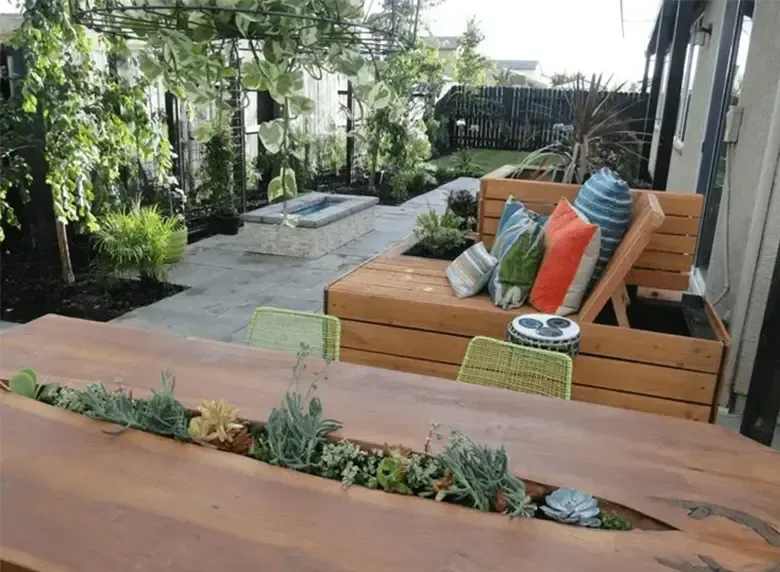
573,355,716,405
328,287,723,373
635,251,694,272
480,208,700,237
627,269,691,291
341,319,717,404
647,234,698,254
480,178,704,217
571,385,710,422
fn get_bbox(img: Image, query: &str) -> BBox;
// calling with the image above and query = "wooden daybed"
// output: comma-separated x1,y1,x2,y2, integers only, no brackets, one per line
326,168,729,422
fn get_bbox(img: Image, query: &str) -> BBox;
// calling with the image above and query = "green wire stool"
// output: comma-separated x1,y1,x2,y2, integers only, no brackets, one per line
457,336,573,400
245,307,342,361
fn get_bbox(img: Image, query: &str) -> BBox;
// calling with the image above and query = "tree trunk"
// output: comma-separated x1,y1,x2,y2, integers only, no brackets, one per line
55,220,75,285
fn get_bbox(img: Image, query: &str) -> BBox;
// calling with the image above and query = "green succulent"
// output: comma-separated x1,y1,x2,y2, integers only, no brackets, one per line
600,510,632,531
371,452,412,495
4,368,58,402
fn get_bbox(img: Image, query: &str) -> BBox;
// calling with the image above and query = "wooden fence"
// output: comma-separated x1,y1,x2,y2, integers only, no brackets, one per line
434,85,648,152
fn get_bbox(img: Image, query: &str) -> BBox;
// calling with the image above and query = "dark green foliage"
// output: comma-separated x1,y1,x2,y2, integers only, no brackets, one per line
446,189,478,230
199,126,237,215
252,350,342,472
3,368,58,403
434,430,537,518
413,209,468,257
92,202,182,284
600,510,632,531
77,372,190,440
389,170,410,203
256,391,342,471
451,150,484,177
407,166,437,193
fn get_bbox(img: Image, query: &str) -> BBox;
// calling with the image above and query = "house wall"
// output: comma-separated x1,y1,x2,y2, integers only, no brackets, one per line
705,0,780,400
665,0,727,193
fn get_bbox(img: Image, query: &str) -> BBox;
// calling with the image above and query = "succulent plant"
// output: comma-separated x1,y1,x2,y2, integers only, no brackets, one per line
3,368,58,402
188,399,244,444
541,488,601,527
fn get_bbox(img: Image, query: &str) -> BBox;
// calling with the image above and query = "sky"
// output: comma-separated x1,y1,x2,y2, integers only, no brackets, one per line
1,0,666,84
424,0,661,83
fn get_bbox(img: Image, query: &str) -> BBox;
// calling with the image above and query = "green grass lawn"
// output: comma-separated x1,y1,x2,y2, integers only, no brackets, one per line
431,149,530,175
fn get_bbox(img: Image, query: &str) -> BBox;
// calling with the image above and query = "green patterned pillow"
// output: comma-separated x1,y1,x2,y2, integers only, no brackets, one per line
446,242,498,298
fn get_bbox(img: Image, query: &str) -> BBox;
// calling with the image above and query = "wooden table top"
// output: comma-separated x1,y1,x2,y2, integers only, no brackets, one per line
1,315,779,572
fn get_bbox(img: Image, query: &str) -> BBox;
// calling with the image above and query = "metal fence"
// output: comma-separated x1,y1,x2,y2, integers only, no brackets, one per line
434,85,649,152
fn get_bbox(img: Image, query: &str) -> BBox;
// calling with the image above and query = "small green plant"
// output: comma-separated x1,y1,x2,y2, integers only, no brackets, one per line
78,372,190,440
407,165,437,193
252,346,342,471
433,430,537,518
370,449,413,494
389,171,410,202
1,368,58,402
413,209,468,256
317,440,384,488
312,127,347,175
451,149,483,177
92,201,182,284
446,189,478,230
600,510,632,531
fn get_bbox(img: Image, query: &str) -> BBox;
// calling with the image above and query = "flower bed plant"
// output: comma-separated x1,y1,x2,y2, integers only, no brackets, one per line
3,358,653,531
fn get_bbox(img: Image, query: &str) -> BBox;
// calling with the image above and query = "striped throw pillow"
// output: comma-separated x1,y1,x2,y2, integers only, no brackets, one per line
573,168,632,288
446,242,498,298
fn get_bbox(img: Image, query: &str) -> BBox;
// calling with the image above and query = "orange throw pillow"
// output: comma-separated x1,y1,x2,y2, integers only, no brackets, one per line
530,199,601,316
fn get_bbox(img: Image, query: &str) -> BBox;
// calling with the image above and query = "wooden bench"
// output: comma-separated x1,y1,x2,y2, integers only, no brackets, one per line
326,168,728,422
478,166,703,292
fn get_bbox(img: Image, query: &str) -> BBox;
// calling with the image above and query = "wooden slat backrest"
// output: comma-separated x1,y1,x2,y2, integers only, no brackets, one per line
579,193,665,321
478,171,702,292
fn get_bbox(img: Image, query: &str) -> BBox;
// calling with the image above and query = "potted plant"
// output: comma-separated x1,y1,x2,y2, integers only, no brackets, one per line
201,124,241,235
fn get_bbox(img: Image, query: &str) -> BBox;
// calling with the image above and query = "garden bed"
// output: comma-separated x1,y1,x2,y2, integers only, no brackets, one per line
1,365,661,532
0,237,187,324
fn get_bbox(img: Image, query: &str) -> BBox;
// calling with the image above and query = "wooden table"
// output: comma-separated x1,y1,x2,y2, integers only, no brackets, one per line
1,315,779,572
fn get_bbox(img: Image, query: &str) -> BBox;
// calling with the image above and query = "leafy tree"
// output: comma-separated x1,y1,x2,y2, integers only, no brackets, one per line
364,41,444,185
494,68,515,87
549,72,582,88
454,17,490,88
4,0,170,283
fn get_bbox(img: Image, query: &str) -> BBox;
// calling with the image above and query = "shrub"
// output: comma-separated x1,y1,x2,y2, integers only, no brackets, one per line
446,189,478,230
451,149,484,177
93,201,182,284
198,126,237,216
389,171,410,203
407,165,437,193
413,209,468,256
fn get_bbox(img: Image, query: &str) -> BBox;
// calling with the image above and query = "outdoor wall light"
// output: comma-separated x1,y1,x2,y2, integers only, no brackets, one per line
691,22,713,46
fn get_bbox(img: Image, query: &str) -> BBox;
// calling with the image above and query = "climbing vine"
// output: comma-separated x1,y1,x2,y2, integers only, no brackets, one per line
1,0,171,282
106,0,406,209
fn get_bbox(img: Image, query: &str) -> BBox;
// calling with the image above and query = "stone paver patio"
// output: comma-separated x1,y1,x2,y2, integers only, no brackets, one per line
109,178,479,343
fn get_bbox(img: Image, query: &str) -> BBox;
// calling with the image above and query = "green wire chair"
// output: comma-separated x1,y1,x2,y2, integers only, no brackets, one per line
245,307,342,361
456,336,573,400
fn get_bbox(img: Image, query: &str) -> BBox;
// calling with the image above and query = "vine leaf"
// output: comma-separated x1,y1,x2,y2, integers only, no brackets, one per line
258,120,284,154
235,13,252,37
368,82,392,110
139,53,163,82
282,168,297,198
289,95,314,117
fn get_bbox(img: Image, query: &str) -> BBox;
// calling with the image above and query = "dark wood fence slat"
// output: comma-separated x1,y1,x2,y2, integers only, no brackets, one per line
435,85,648,153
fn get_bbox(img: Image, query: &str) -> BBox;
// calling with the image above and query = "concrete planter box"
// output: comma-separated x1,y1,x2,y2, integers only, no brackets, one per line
241,193,378,258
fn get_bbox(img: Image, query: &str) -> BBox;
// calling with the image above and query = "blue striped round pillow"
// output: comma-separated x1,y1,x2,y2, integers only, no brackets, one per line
573,168,632,288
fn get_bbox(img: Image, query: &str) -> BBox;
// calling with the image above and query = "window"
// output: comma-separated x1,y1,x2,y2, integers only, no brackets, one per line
675,18,703,143
654,54,671,127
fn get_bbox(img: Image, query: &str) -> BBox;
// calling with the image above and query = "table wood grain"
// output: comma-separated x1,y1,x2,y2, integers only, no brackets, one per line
1,315,779,571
